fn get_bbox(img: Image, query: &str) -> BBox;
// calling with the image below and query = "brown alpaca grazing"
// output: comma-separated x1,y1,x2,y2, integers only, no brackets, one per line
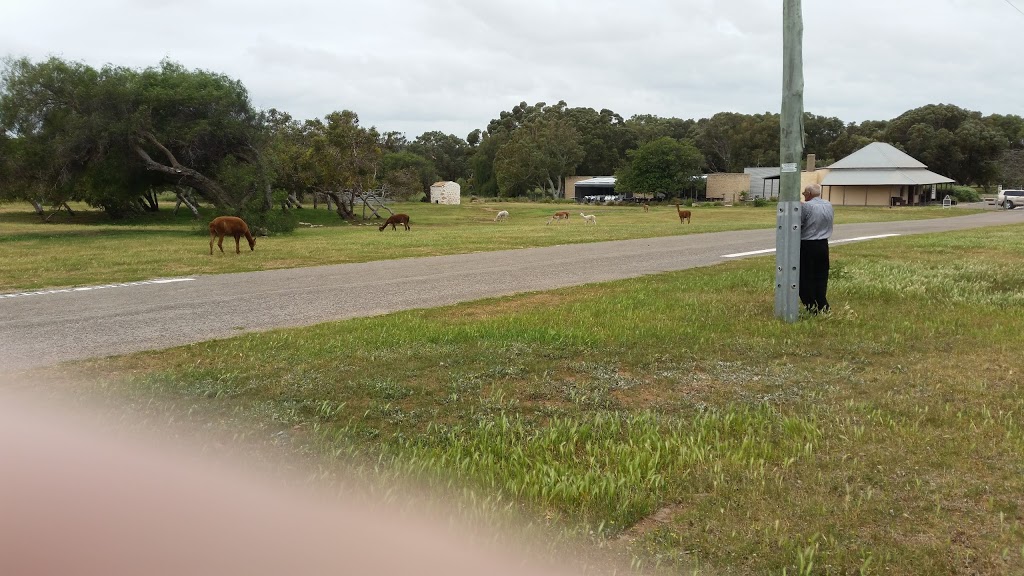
675,204,692,224
379,213,411,231
209,216,256,255
546,210,571,225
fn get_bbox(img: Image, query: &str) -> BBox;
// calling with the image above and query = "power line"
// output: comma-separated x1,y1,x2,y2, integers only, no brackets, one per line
1003,0,1024,17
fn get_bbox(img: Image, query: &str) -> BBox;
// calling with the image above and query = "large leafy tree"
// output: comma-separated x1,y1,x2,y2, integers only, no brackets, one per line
493,114,584,198
0,57,268,216
624,114,695,147
803,113,845,165
884,104,1006,185
614,137,703,196
469,101,552,196
564,107,634,176
380,150,435,199
693,112,779,172
408,131,470,182
302,110,383,219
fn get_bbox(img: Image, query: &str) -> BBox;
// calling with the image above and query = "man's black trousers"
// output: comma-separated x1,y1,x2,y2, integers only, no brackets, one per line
799,239,830,313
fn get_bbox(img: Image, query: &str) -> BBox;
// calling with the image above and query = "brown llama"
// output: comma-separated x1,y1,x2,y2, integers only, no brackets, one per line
642,203,650,213
546,210,571,225
209,216,256,255
379,213,411,231
675,204,692,224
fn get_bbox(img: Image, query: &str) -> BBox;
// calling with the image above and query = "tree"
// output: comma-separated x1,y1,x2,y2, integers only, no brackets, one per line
885,104,1006,184
381,151,435,199
0,57,269,216
408,131,470,182
983,114,1024,150
493,115,584,198
692,112,779,173
564,107,634,176
303,110,382,219
803,113,845,165
469,101,552,197
625,114,695,146
614,137,703,196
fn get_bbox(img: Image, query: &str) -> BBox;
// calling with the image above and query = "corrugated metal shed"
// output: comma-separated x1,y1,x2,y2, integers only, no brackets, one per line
827,142,926,170
744,167,780,198
575,177,617,187
821,169,954,186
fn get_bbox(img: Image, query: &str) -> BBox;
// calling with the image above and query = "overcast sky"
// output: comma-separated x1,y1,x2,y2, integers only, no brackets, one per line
2,0,1022,139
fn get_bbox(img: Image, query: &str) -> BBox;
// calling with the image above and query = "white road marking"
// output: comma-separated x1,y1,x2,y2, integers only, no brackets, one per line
0,278,195,300
829,233,901,244
721,234,901,259
722,248,777,258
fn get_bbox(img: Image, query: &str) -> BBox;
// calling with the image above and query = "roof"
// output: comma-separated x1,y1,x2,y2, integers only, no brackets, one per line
745,167,781,178
821,169,955,186
575,177,616,187
828,142,927,170
431,181,455,186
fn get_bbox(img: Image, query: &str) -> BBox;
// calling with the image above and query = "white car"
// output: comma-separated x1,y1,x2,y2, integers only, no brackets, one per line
997,189,1024,209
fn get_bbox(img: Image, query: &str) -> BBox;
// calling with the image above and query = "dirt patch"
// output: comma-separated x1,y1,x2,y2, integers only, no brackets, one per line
451,292,574,321
615,502,689,543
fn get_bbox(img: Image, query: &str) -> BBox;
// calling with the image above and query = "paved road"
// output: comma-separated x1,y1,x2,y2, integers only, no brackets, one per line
2,210,1022,372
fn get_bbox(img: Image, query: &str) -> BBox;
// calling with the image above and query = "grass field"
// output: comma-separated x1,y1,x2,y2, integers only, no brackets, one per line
0,199,982,292
58,223,1024,575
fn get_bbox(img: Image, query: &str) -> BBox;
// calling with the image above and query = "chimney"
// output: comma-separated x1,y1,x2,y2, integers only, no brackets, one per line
806,153,816,172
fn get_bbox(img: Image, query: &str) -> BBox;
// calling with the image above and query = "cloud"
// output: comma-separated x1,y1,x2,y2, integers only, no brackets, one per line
2,0,1022,139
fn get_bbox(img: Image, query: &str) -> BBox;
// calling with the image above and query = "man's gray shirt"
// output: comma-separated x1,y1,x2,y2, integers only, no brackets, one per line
800,197,834,240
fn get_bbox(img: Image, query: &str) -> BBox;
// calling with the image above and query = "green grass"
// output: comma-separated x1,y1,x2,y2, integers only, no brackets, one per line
60,223,1024,574
0,199,982,292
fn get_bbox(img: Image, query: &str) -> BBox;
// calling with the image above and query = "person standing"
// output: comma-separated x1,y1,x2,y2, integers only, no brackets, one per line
799,184,834,313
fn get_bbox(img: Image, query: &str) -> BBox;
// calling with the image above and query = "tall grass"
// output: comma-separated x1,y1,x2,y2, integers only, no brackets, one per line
63,223,1024,574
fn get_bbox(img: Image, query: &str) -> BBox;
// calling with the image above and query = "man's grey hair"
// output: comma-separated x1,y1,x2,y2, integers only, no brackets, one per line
804,184,822,197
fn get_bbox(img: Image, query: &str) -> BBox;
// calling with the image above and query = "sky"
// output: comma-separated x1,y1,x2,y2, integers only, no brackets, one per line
1,0,1022,139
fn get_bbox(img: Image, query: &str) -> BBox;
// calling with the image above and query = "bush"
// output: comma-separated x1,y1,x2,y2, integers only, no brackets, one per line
753,197,770,207
240,208,298,235
948,185,980,203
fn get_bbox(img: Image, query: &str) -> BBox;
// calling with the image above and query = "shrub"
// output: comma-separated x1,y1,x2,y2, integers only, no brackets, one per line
240,208,298,235
948,185,980,203
753,197,770,207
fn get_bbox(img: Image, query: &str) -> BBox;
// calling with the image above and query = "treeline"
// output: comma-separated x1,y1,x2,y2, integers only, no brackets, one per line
3,56,1023,222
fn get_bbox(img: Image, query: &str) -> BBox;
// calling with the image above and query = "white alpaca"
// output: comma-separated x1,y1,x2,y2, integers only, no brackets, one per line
494,210,510,222
580,212,597,225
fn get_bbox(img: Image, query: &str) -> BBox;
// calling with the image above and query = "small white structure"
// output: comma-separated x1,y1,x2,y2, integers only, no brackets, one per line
429,181,461,205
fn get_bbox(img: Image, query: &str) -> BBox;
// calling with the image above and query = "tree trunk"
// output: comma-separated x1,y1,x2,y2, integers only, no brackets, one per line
323,189,356,220
140,190,159,212
30,199,44,216
173,189,200,218
132,132,235,209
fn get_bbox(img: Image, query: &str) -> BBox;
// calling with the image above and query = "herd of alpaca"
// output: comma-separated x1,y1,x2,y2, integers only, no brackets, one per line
208,203,694,254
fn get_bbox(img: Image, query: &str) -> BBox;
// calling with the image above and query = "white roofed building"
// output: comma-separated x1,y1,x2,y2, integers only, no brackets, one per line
821,142,955,206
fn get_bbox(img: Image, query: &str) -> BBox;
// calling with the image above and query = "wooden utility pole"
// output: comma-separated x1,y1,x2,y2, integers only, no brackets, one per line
775,0,804,322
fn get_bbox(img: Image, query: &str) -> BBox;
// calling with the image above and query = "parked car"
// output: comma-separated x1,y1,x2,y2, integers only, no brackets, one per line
996,189,1024,209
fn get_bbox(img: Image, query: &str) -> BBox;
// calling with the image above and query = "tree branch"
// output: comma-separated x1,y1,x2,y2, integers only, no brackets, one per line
132,137,233,208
